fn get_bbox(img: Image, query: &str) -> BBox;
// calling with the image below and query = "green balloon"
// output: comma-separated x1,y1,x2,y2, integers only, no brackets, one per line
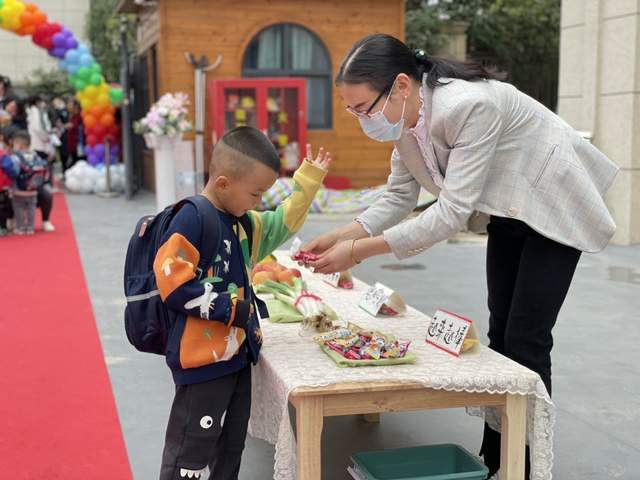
75,79,87,91
91,64,102,75
90,74,102,86
77,67,91,81
109,88,124,104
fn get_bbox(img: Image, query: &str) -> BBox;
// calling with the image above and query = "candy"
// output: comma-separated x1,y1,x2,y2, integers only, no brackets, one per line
292,250,319,264
379,304,400,316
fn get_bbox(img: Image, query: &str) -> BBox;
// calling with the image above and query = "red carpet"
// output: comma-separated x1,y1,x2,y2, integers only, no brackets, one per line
0,193,132,479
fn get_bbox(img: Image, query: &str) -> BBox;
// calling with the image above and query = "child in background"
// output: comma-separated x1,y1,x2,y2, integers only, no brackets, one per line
1,130,47,235
154,126,330,480
0,127,13,236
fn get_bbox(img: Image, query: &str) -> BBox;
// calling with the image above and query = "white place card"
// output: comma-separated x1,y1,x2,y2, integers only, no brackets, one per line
359,282,406,316
425,309,476,356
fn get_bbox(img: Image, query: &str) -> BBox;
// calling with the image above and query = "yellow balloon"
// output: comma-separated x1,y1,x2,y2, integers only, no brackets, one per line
98,83,110,95
96,93,110,107
80,98,92,110
84,85,99,98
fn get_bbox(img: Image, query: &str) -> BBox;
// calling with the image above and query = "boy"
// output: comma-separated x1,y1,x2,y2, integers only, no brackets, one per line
154,126,330,480
1,130,47,235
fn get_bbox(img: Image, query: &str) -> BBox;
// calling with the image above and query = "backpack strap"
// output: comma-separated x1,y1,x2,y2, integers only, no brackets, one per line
182,195,222,280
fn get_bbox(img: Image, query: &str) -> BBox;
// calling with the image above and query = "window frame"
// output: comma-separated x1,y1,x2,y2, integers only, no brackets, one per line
242,23,333,130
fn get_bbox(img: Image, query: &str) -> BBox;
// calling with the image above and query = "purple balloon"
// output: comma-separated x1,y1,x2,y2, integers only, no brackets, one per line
50,47,66,59
66,37,78,50
94,144,105,156
85,145,94,156
53,32,66,48
88,154,100,166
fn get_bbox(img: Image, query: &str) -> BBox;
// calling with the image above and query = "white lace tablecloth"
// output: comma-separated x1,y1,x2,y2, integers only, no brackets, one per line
248,252,554,480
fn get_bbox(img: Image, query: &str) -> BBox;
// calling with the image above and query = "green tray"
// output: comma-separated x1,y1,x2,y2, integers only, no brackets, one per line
351,444,489,480
321,344,417,368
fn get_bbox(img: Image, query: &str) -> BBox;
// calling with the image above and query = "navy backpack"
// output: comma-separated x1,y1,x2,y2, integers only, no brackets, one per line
123,195,222,355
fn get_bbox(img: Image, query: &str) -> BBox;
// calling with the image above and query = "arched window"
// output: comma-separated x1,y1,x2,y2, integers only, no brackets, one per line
243,24,332,129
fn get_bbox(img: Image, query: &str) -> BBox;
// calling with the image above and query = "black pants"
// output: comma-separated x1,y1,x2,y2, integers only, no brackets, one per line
0,189,12,229
37,185,53,222
160,366,252,480
480,216,581,478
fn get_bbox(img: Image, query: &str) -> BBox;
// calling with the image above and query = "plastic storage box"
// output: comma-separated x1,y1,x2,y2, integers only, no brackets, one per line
349,444,489,480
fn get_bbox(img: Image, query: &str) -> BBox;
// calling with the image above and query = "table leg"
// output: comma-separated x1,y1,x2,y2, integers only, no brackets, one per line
296,396,324,480
500,393,527,480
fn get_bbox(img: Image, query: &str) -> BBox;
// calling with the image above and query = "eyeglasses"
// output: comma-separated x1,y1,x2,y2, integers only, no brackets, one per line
345,84,392,119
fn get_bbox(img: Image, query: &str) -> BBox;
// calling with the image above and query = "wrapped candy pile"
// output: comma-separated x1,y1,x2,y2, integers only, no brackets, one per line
314,322,411,361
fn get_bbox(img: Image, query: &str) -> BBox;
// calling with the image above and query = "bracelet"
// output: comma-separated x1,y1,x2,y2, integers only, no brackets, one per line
350,239,362,265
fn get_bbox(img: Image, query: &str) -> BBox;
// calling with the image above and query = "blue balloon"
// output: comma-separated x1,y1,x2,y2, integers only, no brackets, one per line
77,43,90,55
68,63,80,75
80,54,94,67
65,49,80,64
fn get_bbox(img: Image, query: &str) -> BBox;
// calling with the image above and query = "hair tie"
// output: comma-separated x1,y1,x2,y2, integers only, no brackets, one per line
414,49,428,62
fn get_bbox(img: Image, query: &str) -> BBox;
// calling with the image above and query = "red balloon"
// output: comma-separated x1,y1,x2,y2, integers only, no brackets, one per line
93,124,107,137
86,134,99,146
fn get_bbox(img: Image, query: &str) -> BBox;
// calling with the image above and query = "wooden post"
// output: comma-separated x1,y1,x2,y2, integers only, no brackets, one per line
296,396,324,480
500,393,527,480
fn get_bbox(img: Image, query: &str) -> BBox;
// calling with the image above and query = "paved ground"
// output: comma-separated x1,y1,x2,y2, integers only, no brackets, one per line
67,191,640,480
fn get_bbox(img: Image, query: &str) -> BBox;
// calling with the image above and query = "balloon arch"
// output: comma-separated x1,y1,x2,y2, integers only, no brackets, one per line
0,0,124,165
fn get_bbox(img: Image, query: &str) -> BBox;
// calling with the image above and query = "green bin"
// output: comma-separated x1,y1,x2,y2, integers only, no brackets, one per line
349,444,489,480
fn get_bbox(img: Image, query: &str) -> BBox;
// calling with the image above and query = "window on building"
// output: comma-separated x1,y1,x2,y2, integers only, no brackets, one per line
243,24,332,129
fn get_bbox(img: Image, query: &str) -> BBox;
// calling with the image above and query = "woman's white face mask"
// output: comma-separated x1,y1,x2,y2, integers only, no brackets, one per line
357,79,406,142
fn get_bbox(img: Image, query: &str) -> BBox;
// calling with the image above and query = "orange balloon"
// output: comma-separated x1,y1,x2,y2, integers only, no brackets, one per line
84,114,98,129
90,105,104,118
100,113,115,128
26,3,39,13
20,11,34,27
33,11,46,26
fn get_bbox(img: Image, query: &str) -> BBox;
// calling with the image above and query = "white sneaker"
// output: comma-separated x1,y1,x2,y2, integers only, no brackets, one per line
42,221,56,232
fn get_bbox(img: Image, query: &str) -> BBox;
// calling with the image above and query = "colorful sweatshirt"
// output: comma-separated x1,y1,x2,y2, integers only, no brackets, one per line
153,160,326,385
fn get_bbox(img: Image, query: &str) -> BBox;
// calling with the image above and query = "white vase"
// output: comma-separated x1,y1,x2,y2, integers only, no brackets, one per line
151,135,179,212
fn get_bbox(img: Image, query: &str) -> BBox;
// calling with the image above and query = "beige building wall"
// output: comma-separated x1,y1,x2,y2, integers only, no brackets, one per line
0,0,90,86
558,0,640,245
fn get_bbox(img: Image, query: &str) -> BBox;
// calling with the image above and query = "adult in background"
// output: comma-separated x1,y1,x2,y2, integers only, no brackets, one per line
304,33,619,478
25,98,56,232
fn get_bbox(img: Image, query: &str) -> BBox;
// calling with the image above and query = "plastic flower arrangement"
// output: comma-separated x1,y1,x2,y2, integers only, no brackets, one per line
134,92,192,138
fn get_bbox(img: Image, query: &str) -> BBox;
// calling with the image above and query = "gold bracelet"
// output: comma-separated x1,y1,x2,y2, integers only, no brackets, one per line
351,239,362,265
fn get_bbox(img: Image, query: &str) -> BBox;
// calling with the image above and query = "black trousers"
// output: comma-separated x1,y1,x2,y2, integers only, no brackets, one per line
160,365,252,480
480,216,581,478
0,189,12,229
37,185,53,222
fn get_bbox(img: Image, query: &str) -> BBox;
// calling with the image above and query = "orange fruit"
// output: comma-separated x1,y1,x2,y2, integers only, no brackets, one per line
253,271,277,285
276,269,295,286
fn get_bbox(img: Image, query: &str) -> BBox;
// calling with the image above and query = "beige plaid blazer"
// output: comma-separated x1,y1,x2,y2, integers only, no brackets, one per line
357,77,619,259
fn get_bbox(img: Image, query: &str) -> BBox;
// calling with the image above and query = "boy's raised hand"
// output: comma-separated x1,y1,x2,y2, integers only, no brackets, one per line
305,143,331,172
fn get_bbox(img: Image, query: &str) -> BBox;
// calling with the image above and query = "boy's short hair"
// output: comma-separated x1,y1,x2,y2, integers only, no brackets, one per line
12,129,30,145
210,126,280,178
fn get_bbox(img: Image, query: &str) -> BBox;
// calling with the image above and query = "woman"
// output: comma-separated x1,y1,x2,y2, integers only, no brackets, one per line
305,33,618,477
63,99,83,173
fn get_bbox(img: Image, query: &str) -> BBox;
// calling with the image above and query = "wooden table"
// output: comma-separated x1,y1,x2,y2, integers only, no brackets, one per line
289,380,526,480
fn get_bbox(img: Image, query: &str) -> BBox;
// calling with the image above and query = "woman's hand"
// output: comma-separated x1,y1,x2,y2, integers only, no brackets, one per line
302,228,342,255
309,240,357,274
305,143,331,172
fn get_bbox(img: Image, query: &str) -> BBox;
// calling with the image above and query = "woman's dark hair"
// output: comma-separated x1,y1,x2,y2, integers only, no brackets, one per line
336,33,504,94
